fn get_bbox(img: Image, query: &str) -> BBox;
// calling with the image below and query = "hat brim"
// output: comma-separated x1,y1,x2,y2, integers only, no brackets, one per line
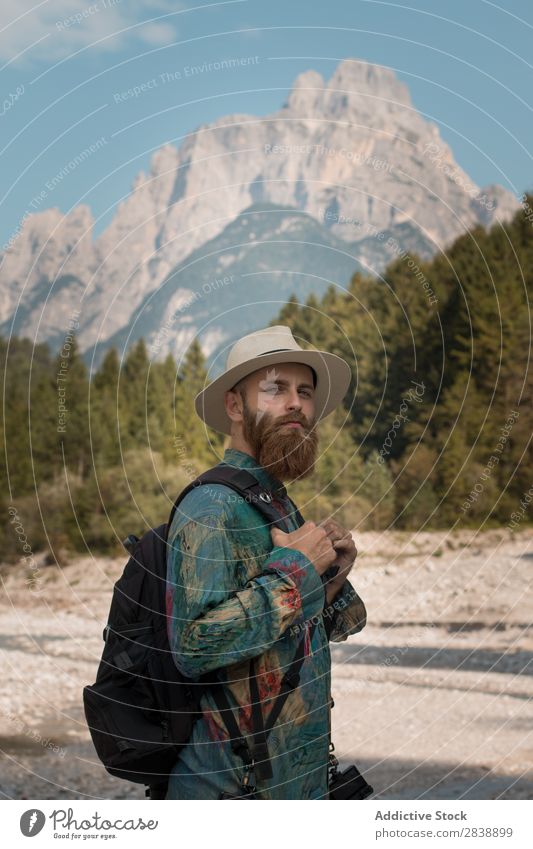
194,349,352,435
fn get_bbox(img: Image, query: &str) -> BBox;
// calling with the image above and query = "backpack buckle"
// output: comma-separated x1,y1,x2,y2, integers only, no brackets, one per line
241,759,256,793
258,491,272,503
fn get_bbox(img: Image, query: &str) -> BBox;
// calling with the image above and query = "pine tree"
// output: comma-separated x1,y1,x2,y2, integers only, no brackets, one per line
173,338,220,473
91,347,122,467
54,334,90,478
119,339,150,449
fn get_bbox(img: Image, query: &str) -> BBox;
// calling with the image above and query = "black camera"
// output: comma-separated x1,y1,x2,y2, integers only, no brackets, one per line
219,791,257,799
329,764,373,799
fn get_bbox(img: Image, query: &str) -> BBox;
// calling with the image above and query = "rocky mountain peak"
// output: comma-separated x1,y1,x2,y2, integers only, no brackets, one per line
149,144,180,178
0,57,520,359
285,69,326,112
329,58,412,103
282,59,414,122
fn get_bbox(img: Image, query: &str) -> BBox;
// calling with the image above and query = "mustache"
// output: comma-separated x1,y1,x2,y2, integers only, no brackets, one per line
275,414,310,429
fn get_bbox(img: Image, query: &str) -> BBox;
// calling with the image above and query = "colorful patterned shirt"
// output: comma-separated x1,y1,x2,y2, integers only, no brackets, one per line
165,447,367,799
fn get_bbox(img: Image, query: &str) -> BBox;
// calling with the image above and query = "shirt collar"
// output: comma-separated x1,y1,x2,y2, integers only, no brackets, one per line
222,447,288,499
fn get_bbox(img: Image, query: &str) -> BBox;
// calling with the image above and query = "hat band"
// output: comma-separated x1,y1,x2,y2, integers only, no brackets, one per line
258,348,294,355
253,348,317,388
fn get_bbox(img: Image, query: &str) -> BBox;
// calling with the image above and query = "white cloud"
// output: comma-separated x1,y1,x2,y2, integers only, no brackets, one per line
0,0,181,66
137,21,177,46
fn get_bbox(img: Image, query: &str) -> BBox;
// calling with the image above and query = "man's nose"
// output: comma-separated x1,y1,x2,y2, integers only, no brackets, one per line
286,389,302,410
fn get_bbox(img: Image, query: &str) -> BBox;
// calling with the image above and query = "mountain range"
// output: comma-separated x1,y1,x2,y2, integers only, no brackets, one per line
0,58,519,371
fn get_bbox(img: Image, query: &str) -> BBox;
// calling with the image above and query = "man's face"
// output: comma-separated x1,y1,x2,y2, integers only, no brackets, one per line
229,362,319,483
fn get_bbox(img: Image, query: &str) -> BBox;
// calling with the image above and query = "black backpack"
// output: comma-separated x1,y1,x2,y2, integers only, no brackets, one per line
82,463,309,798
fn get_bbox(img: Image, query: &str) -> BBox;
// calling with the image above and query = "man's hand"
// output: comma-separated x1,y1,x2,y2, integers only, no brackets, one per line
318,518,358,602
270,521,337,576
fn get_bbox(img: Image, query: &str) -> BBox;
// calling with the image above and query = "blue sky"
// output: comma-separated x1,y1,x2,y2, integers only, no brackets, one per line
0,0,532,248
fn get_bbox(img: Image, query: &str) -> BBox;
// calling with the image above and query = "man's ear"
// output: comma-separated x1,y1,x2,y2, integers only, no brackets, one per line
225,388,244,423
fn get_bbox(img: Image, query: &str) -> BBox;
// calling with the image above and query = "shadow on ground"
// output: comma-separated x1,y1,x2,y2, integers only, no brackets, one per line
331,642,532,677
336,755,533,800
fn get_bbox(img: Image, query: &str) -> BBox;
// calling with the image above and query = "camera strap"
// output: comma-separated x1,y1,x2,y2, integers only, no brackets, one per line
327,693,339,786
211,620,316,791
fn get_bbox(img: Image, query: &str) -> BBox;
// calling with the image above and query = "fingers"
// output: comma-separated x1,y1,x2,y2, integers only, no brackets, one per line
332,537,356,552
272,525,331,573
321,546,338,569
318,534,337,561
319,518,352,541
302,522,327,541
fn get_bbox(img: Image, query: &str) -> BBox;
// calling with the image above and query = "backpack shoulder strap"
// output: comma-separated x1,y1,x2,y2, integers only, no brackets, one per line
284,494,306,528
165,463,297,540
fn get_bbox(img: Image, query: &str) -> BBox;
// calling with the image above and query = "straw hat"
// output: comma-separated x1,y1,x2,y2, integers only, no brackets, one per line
194,325,352,435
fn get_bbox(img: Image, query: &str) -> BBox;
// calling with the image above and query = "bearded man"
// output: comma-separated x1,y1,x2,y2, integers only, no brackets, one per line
165,325,367,799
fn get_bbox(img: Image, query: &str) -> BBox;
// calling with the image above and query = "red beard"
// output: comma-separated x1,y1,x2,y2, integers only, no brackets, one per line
241,395,319,483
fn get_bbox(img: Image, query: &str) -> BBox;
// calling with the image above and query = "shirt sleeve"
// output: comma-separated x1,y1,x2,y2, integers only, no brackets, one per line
166,493,326,679
322,579,367,642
